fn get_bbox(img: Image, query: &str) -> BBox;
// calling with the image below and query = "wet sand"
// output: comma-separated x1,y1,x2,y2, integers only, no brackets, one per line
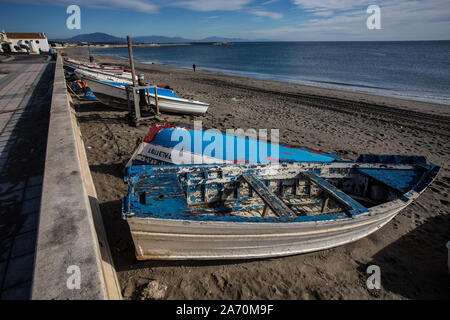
67,47,450,299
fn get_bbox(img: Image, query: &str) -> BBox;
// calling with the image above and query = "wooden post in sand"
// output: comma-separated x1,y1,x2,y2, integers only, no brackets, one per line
127,35,137,87
154,87,159,114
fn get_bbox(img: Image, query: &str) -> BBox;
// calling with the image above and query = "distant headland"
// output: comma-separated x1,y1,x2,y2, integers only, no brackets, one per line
50,32,246,46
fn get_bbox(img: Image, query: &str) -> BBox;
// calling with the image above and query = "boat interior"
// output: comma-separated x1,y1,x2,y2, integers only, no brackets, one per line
123,156,438,221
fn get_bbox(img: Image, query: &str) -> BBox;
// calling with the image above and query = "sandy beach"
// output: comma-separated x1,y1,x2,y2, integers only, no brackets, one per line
66,47,449,300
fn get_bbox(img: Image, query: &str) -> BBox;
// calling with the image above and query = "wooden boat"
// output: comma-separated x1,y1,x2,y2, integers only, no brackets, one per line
74,68,133,84
127,123,341,166
64,57,137,82
63,57,125,74
84,77,210,115
122,155,439,260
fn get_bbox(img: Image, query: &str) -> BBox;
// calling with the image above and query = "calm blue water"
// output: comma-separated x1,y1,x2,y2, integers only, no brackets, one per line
93,41,450,105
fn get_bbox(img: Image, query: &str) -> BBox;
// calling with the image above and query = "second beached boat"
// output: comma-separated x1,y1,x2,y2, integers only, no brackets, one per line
127,123,341,166
63,57,126,74
83,77,210,115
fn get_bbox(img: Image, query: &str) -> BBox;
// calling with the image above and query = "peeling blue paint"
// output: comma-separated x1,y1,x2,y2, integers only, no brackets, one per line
122,155,440,224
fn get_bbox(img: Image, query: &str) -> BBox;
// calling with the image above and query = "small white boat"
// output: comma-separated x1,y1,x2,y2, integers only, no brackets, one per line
74,68,133,84
63,57,124,73
63,57,136,81
83,77,210,115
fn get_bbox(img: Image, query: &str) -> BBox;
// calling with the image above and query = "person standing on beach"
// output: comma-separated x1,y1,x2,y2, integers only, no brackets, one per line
193,64,196,72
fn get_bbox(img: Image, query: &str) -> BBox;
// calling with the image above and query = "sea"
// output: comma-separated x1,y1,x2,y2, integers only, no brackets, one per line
92,41,450,105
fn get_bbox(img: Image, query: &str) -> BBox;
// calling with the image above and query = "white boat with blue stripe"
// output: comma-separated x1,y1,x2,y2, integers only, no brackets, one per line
80,75,209,115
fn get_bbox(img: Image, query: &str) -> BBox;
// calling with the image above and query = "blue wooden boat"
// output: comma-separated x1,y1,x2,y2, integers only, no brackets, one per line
127,123,341,166
122,154,439,260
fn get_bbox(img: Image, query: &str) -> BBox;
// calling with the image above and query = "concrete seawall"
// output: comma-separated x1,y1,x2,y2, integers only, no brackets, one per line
32,55,121,299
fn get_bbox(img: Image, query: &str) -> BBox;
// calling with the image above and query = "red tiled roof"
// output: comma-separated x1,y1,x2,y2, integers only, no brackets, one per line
6,32,47,39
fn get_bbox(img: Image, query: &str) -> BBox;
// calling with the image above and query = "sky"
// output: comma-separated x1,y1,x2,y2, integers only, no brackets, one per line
0,0,449,41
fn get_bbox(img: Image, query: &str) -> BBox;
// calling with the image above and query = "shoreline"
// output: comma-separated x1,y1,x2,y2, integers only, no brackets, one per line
66,46,450,300
88,46,450,108
73,46,450,117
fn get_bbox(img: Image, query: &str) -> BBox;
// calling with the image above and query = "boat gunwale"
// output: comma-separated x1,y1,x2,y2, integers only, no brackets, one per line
126,200,404,234
74,68,134,83
63,58,124,71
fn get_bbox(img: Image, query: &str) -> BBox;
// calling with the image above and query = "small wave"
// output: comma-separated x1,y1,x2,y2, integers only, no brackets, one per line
310,79,387,90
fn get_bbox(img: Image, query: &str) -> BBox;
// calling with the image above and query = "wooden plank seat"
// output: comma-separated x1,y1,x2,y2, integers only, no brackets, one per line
302,171,369,216
241,173,295,217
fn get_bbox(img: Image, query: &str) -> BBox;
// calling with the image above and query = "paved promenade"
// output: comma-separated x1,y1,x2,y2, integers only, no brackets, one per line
0,55,55,299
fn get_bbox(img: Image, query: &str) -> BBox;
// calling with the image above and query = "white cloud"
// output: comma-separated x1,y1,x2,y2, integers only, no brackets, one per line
293,0,371,11
7,0,285,21
313,11,335,17
168,0,253,12
249,0,450,40
261,0,279,5
5,0,159,13
249,9,283,19
5,0,255,13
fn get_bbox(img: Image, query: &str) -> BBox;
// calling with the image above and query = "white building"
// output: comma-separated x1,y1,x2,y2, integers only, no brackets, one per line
0,31,50,54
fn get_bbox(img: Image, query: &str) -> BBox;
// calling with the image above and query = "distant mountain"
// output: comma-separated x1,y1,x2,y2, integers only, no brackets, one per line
53,32,125,43
51,32,250,43
133,35,248,43
133,35,191,43
200,36,248,42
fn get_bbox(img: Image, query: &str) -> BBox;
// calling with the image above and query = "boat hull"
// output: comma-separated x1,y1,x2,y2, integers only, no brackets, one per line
127,199,406,260
85,78,209,115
